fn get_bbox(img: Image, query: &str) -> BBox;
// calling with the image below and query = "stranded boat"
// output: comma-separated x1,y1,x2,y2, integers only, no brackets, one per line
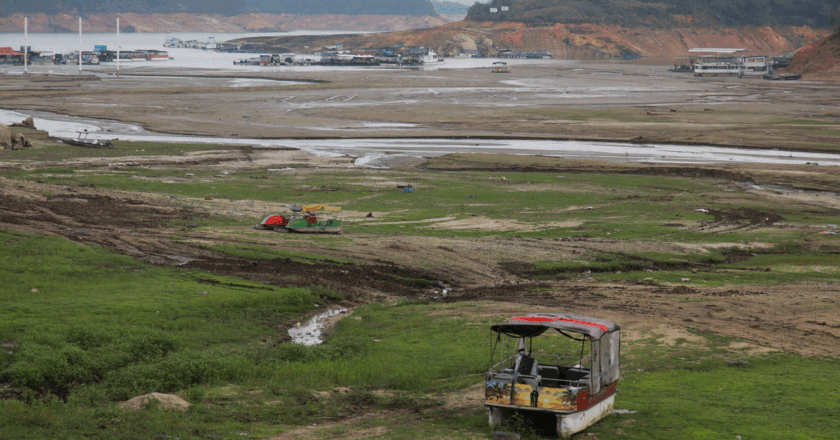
233,57,260,65
257,204,342,234
60,130,113,148
485,313,620,439
492,62,511,73
144,50,170,61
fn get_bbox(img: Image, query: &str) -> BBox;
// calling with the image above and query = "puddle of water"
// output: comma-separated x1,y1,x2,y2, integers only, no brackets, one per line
315,122,422,131
360,122,419,128
114,75,301,88
288,308,349,346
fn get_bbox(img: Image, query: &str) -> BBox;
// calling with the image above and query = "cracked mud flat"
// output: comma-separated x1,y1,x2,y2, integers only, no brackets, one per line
1,174,838,358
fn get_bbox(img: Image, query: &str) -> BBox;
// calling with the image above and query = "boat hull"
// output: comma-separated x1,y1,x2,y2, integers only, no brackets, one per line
285,227,343,234
60,138,113,148
487,391,616,439
285,217,342,233
557,394,615,439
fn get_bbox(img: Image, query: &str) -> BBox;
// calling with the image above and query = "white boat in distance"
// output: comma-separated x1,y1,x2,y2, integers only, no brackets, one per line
423,49,443,65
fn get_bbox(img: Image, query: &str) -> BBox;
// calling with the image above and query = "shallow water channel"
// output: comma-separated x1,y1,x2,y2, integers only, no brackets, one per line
288,308,348,346
3,108,840,167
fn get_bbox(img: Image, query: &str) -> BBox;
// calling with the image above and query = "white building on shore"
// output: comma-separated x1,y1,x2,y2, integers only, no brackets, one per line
689,48,773,77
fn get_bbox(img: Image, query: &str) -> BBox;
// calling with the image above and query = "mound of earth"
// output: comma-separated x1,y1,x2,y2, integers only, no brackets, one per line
788,29,840,78
119,393,190,411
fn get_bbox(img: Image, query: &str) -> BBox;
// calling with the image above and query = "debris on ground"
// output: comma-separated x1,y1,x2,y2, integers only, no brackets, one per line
9,117,36,129
119,393,191,411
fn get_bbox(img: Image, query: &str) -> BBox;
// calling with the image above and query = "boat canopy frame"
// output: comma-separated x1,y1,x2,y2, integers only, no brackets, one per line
489,313,620,394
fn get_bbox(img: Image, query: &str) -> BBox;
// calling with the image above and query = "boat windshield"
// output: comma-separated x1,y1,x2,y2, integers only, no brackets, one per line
491,330,592,375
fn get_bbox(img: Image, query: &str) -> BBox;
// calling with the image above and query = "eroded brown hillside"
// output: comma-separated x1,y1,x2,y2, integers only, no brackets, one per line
246,21,828,60
789,29,840,78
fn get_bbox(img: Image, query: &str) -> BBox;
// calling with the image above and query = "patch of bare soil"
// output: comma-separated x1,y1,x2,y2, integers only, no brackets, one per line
119,393,191,411
0,178,445,305
269,384,486,440
444,282,840,357
0,383,24,401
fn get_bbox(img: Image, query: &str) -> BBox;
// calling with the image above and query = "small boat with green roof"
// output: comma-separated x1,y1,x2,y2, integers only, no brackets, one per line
257,204,343,234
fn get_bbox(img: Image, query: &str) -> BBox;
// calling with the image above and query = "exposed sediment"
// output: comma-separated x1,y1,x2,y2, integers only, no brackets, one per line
242,21,830,59
788,28,840,78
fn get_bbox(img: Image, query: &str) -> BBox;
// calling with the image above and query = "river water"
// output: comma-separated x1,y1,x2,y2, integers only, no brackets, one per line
2,107,839,167
2,33,838,166
288,308,348,346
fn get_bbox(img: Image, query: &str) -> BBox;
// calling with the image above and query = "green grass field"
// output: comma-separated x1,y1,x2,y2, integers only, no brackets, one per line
2,141,840,438
2,231,838,439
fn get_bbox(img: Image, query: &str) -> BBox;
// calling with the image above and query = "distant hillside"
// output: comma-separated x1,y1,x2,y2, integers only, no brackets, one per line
786,6,840,78
0,0,245,16
788,28,840,77
241,21,828,60
0,0,437,18
0,13,448,33
244,0,436,17
466,0,839,28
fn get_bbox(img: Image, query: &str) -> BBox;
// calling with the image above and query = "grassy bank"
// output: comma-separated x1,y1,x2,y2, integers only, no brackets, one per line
1,229,838,439
2,143,839,438
8,144,839,288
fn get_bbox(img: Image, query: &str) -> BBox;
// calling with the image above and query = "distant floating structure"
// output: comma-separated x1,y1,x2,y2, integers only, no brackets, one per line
688,48,747,54
684,48,775,78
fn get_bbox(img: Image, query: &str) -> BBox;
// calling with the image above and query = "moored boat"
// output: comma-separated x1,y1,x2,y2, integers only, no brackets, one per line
423,49,443,65
129,51,147,61
144,50,169,61
233,57,261,65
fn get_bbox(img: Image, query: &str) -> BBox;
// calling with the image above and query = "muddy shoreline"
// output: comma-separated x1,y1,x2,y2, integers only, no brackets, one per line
2,62,839,155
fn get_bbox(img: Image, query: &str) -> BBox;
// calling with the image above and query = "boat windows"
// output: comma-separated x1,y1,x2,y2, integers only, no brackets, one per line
490,328,593,388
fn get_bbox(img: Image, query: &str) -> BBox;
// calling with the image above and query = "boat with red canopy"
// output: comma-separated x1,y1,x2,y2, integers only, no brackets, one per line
485,313,620,438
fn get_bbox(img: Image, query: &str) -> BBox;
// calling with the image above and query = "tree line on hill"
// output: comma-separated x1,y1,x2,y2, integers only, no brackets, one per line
0,0,437,17
466,0,840,28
